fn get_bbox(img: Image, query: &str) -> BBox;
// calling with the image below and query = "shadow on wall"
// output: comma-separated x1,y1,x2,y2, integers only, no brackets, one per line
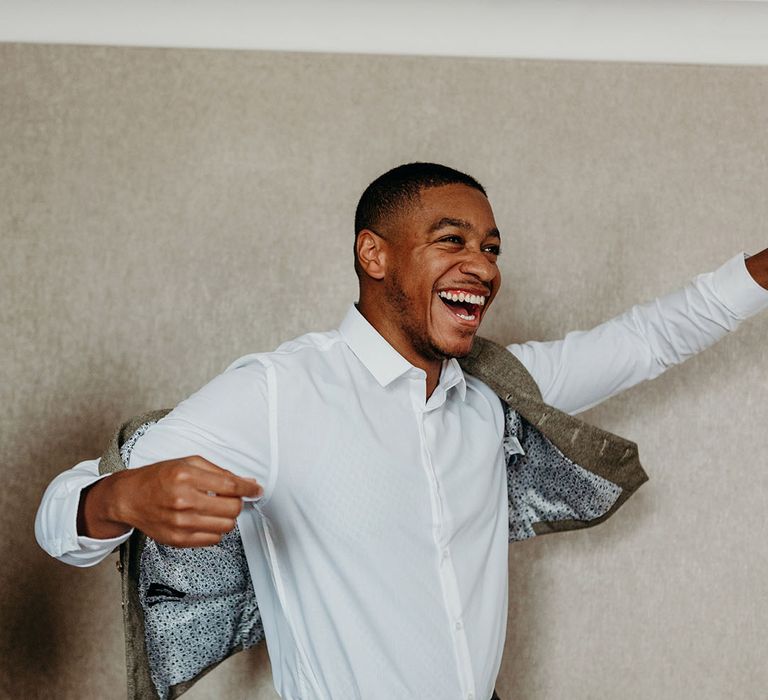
3,356,128,694
2,356,135,696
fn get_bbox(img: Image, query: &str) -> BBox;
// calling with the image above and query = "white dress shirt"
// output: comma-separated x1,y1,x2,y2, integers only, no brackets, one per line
35,252,768,700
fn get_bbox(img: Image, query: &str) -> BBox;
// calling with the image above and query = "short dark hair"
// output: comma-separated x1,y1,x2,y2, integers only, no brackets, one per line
353,162,486,276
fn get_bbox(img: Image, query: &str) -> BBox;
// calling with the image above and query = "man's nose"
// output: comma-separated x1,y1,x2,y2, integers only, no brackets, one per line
458,248,498,282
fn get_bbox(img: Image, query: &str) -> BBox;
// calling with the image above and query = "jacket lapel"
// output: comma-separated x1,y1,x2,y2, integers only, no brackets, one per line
459,336,649,536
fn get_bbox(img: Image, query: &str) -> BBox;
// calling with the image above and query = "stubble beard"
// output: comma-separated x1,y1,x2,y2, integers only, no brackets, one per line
383,273,475,361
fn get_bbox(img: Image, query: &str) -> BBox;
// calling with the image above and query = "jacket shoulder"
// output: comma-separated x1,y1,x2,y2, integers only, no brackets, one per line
459,336,543,404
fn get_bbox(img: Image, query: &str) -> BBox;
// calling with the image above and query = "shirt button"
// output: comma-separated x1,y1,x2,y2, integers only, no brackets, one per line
467,694,474,700
455,620,463,630
442,549,449,560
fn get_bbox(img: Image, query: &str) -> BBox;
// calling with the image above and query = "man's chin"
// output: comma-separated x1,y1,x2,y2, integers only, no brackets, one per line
431,333,477,360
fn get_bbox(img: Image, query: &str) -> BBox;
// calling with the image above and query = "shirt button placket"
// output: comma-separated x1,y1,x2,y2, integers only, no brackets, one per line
419,390,475,699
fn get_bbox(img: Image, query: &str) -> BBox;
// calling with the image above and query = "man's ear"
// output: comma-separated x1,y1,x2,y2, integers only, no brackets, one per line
356,229,388,280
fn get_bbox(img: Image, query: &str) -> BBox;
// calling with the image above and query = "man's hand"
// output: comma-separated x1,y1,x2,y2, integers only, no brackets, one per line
77,457,263,547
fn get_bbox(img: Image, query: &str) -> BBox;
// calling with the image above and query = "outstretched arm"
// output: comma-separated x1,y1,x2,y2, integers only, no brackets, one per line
507,251,768,415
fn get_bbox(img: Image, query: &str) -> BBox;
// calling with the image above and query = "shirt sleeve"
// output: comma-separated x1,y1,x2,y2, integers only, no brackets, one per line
127,360,271,484
507,252,768,415
34,357,272,568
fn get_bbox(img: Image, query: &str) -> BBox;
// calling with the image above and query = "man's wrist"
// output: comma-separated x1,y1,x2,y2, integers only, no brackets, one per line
76,472,133,539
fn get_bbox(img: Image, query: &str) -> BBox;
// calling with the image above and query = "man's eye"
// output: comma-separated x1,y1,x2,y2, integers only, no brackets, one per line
483,245,502,256
440,235,463,244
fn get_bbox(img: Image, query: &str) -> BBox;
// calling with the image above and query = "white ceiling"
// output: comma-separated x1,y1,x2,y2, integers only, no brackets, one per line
2,0,768,65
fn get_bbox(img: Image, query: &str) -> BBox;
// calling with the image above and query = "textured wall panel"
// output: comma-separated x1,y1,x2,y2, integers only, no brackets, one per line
2,43,768,699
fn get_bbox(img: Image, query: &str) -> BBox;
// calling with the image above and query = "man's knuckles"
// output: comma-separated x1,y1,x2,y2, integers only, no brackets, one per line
213,475,238,495
152,457,256,498
175,457,260,496
163,462,194,485
168,511,192,529
182,455,224,473
207,497,242,517
169,494,192,511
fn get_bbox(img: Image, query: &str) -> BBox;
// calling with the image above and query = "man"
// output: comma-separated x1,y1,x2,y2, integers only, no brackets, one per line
36,163,768,700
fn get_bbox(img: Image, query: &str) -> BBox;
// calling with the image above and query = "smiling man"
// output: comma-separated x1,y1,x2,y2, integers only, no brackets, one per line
356,178,501,393
36,162,768,700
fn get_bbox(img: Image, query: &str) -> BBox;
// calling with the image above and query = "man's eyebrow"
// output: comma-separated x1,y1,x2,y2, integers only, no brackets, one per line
429,217,472,232
429,217,502,239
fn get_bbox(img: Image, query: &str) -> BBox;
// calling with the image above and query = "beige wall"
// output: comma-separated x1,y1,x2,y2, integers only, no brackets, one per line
3,42,768,699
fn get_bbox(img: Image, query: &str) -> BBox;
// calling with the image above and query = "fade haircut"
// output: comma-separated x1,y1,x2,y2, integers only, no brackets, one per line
353,162,487,277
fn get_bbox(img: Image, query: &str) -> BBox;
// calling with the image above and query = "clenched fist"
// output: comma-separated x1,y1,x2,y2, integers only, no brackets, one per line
77,456,263,547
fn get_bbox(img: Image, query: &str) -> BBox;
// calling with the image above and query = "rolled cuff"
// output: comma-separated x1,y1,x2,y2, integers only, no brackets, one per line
36,468,133,567
70,473,133,565
711,252,768,320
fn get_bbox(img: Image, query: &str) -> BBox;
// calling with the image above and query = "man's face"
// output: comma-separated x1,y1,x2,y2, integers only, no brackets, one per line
380,183,502,362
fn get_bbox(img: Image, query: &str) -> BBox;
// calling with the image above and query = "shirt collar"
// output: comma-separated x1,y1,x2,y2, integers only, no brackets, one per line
439,357,468,402
338,305,467,401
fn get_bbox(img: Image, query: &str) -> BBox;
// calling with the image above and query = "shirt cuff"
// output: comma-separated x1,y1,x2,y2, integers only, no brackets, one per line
67,474,133,556
76,530,133,549
710,251,768,320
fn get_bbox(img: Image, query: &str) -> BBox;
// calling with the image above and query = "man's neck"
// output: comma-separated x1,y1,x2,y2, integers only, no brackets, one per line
355,301,442,398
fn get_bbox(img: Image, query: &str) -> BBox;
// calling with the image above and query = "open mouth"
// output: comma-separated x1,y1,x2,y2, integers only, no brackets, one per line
437,289,486,322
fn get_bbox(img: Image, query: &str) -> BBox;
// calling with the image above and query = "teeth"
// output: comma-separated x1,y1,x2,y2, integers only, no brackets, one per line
457,313,476,321
438,290,487,306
